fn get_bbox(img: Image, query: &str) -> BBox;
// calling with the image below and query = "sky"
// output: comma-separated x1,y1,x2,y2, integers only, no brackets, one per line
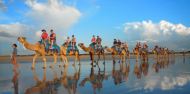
0,0,190,56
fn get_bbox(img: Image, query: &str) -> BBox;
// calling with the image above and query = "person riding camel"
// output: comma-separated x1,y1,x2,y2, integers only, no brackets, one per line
49,29,56,48
118,40,121,51
41,29,49,48
124,42,128,51
96,36,102,49
91,35,97,49
139,42,141,51
64,37,70,45
113,39,117,52
71,35,76,49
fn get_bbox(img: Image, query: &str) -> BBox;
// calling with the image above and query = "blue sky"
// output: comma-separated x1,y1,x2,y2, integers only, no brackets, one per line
0,0,190,56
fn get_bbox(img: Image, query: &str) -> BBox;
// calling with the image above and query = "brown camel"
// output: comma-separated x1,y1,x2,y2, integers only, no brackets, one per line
170,50,175,58
103,46,130,62
151,48,164,59
59,45,81,67
132,47,147,60
78,43,105,64
17,37,59,69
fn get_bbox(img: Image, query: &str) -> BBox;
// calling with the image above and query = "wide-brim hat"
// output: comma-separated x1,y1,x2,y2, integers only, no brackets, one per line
41,29,46,32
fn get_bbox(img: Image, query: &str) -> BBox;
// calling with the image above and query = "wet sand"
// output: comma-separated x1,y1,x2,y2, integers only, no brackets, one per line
0,54,188,64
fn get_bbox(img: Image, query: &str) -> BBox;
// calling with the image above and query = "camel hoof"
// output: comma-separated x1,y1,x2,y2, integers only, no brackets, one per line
31,67,35,69
43,67,46,69
49,66,53,68
59,65,62,67
78,63,81,65
91,63,93,65
72,64,75,66
63,64,68,67
103,62,105,64
93,65,96,67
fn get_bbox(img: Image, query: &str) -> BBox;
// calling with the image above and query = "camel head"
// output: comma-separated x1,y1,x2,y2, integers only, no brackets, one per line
17,37,26,43
132,47,135,50
78,43,84,47
103,46,108,49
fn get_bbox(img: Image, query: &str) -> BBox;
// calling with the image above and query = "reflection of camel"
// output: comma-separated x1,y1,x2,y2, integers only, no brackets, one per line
79,63,109,93
78,43,105,64
17,37,58,69
12,70,21,94
112,61,130,85
60,66,81,94
152,58,174,73
25,69,47,94
59,45,81,67
140,59,149,76
103,46,130,62
25,68,62,94
133,60,142,79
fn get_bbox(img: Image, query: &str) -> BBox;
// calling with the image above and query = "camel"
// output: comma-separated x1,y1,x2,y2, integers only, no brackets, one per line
132,47,148,60
59,44,81,67
60,66,80,94
79,63,111,93
103,46,130,62
17,37,59,69
151,48,164,59
170,50,175,58
78,43,105,64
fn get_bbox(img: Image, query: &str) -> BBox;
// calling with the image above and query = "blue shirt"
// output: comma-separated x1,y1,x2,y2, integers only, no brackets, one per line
13,48,18,58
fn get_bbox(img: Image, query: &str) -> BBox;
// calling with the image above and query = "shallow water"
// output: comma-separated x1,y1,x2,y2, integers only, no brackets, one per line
0,56,190,94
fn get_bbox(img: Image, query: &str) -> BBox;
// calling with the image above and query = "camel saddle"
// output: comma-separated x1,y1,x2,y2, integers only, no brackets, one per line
89,44,104,53
39,41,60,53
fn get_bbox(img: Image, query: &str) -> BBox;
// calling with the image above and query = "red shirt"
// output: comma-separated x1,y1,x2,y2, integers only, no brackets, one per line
91,38,96,43
41,32,48,39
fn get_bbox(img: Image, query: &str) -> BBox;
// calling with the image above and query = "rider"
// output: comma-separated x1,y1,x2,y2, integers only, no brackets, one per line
113,39,117,51
124,42,128,51
71,35,76,49
49,29,56,48
96,36,102,49
91,35,97,49
139,42,141,51
64,37,70,45
118,39,121,51
41,29,49,48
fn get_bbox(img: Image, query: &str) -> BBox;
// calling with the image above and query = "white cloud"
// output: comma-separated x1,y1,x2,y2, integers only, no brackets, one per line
0,1,7,11
62,36,67,40
118,20,190,51
0,22,34,43
33,30,42,40
25,0,82,30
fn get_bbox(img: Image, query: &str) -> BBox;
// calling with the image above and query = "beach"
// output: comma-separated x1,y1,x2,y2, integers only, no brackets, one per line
0,54,188,64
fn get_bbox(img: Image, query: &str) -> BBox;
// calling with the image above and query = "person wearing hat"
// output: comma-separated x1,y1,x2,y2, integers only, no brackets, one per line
49,29,56,48
96,36,102,49
71,35,76,49
41,29,49,48
91,35,97,49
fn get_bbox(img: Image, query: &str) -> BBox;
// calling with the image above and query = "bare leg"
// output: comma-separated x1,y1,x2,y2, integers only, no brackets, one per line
42,54,47,69
50,40,54,48
72,53,78,66
50,53,57,68
32,52,40,69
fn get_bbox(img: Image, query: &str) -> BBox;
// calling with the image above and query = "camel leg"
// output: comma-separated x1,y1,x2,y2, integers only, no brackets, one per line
97,53,100,63
78,53,81,65
113,54,116,62
102,51,105,64
63,55,68,67
50,53,57,68
128,53,130,62
42,54,47,69
72,53,78,66
32,52,40,69
61,55,66,67
91,54,95,65
123,54,125,62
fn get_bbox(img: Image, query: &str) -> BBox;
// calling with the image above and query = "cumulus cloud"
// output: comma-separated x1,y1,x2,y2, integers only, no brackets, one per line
0,1,7,11
25,0,82,29
118,20,190,51
0,22,34,42
33,30,42,40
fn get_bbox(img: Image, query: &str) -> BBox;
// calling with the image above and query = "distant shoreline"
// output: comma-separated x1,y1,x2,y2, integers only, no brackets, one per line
0,54,188,64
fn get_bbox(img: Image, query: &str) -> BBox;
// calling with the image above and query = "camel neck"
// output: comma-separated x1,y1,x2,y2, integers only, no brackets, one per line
81,46,90,52
24,41,39,51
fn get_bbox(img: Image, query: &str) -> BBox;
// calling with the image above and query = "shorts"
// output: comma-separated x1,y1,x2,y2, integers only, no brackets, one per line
11,57,18,61
97,42,101,45
42,39,47,44
92,43,96,45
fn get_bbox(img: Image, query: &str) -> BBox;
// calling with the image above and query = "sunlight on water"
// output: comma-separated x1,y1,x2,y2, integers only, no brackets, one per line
0,56,190,94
